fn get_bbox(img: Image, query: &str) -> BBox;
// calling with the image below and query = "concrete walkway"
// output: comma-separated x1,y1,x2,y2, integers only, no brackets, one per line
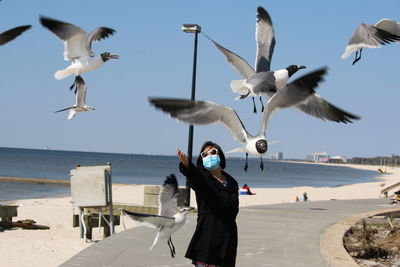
61,198,398,267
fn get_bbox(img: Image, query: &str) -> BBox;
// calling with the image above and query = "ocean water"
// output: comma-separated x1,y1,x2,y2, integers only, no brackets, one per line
0,181,70,202
0,147,379,201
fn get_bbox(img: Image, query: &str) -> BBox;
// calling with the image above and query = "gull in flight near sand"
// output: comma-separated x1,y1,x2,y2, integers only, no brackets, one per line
39,15,118,86
342,18,400,65
149,67,360,171
123,174,192,258
55,76,94,119
205,6,306,113
0,25,31,46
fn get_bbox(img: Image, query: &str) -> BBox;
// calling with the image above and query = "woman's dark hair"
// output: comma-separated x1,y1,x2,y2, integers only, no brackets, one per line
196,141,226,169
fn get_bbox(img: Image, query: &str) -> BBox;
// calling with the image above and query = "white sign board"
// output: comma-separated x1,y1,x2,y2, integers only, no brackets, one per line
70,165,112,207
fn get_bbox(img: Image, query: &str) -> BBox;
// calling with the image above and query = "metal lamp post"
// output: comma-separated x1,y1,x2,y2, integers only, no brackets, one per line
181,24,201,207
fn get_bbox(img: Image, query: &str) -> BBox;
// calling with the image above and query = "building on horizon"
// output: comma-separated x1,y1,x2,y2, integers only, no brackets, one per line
271,152,283,160
328,156,347,164
307,151,329,163
306,152,348,163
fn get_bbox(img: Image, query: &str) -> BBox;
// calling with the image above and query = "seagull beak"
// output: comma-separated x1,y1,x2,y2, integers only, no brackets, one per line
298,65,306,70
109,54,119,60
180,206,195,212
187,207,195,213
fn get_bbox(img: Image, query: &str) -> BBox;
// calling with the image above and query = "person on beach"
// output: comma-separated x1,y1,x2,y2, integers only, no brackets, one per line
242,184,255,195
303,192,308,202
390,190,400,204
177,141,239,267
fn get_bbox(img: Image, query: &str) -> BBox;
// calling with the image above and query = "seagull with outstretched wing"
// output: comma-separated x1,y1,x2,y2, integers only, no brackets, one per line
261,67,360,129
39,15,118,87
123,174,192,258
205,6,306,113
342,18,400,65
55,75,94,119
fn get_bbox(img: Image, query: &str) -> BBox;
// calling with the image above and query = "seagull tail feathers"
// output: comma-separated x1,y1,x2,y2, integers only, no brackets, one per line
67,109,76,120
55,69,72,80
149,233,160,251
341,46,357,59
234,95,248,100
341,50,351,59
230,79,250,96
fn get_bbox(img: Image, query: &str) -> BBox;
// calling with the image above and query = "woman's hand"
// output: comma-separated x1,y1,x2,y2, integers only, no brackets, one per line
177,148,189,168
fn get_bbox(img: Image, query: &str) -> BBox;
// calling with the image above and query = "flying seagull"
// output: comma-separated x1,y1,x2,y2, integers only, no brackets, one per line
55,75,94,119
0,25,31,46
261,67,360,129
342,18,400,65
149,67,360,171
150,97,270,171
39,15,118,86
205,6,306,113
123,174,192,258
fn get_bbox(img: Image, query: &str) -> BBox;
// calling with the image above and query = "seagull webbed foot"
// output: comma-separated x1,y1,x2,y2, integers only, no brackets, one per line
352,48,362,65
69,80,76,92
167,237,176,258
259,97,264,113
171,239,176,256
244,153,249,172
69,76,81,94
260,157,264,171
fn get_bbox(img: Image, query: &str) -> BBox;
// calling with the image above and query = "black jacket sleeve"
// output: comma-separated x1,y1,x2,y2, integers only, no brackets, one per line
179,162,238,217
179,162,209,193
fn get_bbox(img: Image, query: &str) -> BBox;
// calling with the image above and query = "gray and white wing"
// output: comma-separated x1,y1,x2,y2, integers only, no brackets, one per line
40,16,88,60
374,18,400,38
259,67,328,135
122,210,174,228
275,66,359,123
158,174,178,218
342,23,400,59
85,27,116,57
295,94,361,123
0,25,31,46
209,38,255,79
248,71,277,97
55,106,74,113
259,97,279,136
75,76,87,107
149,98,250,143
255,6,275,72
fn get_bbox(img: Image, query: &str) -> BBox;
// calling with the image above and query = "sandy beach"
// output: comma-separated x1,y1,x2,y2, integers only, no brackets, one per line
1,163,399,267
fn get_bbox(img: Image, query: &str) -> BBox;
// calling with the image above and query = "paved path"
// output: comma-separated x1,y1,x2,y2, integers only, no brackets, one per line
61,198,395,267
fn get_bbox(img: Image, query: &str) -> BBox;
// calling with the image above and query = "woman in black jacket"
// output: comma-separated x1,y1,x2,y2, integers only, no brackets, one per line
177,141,239,267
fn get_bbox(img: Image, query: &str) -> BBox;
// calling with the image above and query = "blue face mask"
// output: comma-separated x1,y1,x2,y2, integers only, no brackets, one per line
202,155,221,170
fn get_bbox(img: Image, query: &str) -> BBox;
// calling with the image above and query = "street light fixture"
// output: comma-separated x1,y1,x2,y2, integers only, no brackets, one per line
182,24,201,207
182,24,201,33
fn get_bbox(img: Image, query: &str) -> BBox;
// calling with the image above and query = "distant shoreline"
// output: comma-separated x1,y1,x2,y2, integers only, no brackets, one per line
0,159,386,187
0,176,133,187
0,176,70,186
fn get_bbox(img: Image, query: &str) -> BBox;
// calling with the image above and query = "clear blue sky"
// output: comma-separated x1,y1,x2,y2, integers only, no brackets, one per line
0,0,399,159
